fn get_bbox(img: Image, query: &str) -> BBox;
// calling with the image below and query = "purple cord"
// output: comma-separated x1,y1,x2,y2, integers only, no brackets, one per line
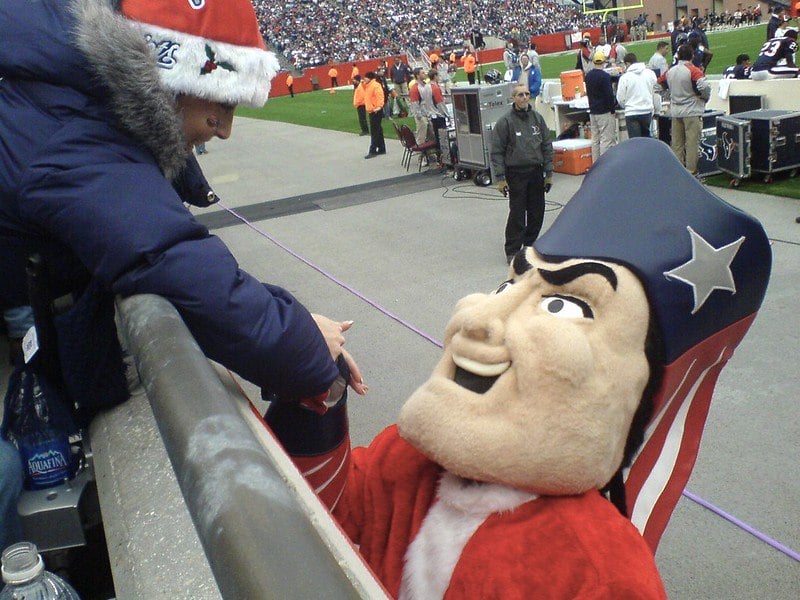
220,201,798,563
682,489,800,562
219,203,444,348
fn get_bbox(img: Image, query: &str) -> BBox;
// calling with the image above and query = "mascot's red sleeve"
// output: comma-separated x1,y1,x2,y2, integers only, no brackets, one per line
266,401,666,599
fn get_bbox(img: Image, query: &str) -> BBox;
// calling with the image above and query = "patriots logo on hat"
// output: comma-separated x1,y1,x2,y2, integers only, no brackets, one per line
663,227,745,314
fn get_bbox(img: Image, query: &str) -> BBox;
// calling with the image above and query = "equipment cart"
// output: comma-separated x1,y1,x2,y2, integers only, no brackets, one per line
657,110,724,178
716,109,800,186
449,83,512,186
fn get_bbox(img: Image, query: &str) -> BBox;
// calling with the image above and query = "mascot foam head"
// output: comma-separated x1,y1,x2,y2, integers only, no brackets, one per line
399,138,771,548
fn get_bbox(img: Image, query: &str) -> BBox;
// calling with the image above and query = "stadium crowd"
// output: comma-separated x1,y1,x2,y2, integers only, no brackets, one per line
252,0,601,71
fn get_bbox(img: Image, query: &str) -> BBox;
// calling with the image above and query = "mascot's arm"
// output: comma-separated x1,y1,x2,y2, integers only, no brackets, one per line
264,395,353,513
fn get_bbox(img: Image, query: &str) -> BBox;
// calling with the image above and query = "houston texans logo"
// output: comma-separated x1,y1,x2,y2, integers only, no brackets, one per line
699,135,717,162
720,132,738,160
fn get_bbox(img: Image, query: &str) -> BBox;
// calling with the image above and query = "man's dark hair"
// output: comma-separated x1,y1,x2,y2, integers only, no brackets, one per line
657,41,669,50
365,71,376,79
736,53,750,65
623,53,637,64
786,29,798,40
677,44,693,61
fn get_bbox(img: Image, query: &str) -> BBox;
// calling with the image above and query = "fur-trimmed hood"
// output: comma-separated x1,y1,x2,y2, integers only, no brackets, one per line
1,0,185,178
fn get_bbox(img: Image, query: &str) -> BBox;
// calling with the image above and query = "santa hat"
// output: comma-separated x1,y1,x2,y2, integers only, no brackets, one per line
120,0,280,107
535,138,771,549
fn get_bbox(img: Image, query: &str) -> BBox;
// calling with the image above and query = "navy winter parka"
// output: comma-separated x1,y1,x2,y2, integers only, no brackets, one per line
0,0,338,403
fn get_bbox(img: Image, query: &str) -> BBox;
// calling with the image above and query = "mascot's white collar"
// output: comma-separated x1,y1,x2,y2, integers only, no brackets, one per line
399,472,537,600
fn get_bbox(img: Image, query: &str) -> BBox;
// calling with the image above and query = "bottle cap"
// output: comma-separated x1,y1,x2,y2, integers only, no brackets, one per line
1,542,45,584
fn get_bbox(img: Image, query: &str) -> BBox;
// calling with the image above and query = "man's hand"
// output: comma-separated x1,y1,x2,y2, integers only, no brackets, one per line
497,179,509,196
544,174,553,193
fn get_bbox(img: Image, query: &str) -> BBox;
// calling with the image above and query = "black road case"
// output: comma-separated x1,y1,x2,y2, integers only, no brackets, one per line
725,109,800,182
716,115,751,182
657,110,724,178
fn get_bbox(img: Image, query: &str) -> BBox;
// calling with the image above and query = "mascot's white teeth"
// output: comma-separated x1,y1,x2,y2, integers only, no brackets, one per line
452,354,510,377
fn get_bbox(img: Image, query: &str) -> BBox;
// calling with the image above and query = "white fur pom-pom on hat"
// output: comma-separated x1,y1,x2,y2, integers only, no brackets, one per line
120,0,280,107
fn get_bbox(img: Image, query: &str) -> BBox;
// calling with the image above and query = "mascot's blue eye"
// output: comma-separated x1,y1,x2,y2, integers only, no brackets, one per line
540,295,593,319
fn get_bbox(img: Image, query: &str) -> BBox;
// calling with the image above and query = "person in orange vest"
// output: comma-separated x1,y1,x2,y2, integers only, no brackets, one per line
349,63,360,84
462,48,477,84
352,75,369,136
328,66,338,93
286,73,294,98
363,72,386,159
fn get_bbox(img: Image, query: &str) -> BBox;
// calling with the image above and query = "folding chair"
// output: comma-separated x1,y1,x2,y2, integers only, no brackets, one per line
399,125,437,172
391,120,411,169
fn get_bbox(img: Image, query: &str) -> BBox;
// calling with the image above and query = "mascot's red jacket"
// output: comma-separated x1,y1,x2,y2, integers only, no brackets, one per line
332,426,666,599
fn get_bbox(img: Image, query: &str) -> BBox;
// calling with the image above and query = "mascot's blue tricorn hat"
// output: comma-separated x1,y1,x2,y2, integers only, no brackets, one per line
535,138,771,549
535,138,771,364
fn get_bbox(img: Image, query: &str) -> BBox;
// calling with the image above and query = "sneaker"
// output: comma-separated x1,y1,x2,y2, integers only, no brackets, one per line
360,131,369,136
364,153,378,159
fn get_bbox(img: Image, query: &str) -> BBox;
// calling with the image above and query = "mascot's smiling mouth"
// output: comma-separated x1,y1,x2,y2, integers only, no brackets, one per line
452,354,510,394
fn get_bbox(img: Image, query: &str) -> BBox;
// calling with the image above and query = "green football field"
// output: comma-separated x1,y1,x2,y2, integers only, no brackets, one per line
236,23,799,198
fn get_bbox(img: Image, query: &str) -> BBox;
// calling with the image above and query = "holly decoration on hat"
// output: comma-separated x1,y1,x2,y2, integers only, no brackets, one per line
200,45,235,75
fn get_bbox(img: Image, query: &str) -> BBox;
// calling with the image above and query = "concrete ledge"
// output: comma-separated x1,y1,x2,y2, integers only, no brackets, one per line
91,391,221,600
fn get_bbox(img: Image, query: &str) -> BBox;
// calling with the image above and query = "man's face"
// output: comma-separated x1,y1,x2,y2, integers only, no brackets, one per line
398,249,652,494
512,85,530,110
520,56,530,68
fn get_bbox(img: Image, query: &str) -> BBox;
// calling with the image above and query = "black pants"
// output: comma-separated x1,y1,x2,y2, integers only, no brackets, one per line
357,105,369,134
368,111,386,154
504,166,545,256
288,85,294,98
467,72,476,85
331,77,339,87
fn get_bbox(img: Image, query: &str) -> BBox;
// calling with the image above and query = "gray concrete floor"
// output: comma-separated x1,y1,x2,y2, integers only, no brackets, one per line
194,117,799,599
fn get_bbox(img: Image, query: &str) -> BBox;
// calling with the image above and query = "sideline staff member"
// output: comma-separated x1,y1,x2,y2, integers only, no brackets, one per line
491,85,554,265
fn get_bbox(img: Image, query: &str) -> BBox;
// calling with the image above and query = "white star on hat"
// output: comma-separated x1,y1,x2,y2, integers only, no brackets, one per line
664,226,745,315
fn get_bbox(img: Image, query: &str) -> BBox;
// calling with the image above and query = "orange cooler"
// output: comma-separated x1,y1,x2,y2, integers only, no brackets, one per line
560,69,585,101
552,139,593,175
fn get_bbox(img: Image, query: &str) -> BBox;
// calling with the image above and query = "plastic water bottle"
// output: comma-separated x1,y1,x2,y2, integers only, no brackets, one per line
0,542,81,599
13,373,73,490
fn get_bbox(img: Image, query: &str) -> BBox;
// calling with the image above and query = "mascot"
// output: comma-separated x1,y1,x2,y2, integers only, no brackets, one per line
265,139,771,598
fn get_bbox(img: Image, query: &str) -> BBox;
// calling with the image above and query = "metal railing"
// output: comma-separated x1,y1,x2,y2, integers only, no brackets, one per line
114,294,388,600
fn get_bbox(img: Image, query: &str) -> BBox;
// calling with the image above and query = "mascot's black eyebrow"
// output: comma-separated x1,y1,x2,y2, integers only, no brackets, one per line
537,262,618,291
